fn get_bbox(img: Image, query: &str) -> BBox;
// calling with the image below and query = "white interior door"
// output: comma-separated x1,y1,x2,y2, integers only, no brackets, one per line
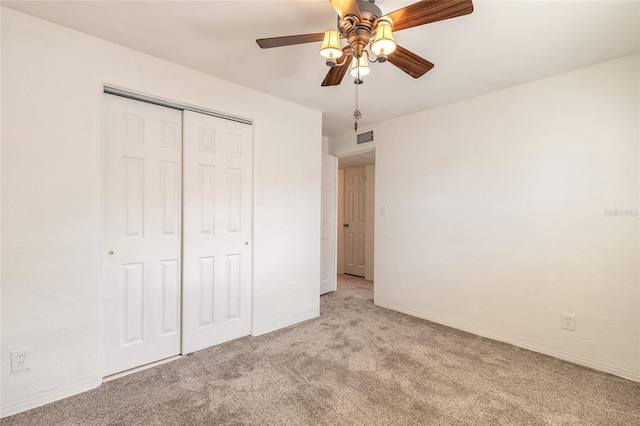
182,111,253,354
344,166,366,277
102,94,182,376
320,154,337,295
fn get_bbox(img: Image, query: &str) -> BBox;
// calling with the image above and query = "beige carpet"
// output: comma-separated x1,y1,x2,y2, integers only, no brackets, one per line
3,275,639,425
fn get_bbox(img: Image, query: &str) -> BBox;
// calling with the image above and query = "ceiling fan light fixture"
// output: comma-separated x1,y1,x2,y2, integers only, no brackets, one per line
319,30,343,59
350,54,370,78
371,19,396,56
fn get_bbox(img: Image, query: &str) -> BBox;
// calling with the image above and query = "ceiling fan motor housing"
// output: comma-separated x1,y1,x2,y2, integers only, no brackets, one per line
338,0,382,57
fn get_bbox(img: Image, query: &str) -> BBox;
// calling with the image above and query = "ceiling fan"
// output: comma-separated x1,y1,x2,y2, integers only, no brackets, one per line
256,0,474,87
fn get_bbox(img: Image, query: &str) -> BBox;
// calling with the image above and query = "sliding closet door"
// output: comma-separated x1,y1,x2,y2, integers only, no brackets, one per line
182,111,253,354
102,94,182,376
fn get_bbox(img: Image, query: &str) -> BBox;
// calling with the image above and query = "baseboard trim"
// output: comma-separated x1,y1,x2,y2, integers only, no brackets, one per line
252,309,319,337
375,298,640,382
0,377,102,419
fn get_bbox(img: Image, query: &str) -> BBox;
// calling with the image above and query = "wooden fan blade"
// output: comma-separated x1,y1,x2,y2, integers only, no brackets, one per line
321,54,353,87
256,33,325,49
387,45,434,79
329,0,361,20
386,0,474,32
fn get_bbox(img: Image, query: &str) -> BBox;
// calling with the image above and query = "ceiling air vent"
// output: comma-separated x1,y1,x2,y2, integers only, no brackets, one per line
356,130,374,145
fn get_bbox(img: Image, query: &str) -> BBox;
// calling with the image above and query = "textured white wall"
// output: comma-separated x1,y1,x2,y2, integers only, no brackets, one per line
337,170,345,274
368,54,639,380
1,8,321,416
322,136,329,154
365,164,375,281
0,8,3,390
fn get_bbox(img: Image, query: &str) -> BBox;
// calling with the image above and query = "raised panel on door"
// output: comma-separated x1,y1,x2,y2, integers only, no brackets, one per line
198,165,216,234
160,259,180,335
226,254,241,319
121,263,144,344
103,94,182,376
357,233,366,271
344,166,366,277
346,231,355,270
122,157,144,238
198,256,215,326
160,162,180,236
182,111,253,354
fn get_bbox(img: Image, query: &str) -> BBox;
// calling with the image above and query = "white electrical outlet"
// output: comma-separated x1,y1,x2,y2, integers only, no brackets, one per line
11,349,30,373
561,313,576,331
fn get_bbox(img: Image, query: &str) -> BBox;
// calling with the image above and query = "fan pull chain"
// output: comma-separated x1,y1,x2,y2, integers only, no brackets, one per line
353,64,362,132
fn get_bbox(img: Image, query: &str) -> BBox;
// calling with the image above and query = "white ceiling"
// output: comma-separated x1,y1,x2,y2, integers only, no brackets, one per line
3,1,639,137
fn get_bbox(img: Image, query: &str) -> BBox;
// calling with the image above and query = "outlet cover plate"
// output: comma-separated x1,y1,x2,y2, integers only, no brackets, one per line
561,313,576,331
11,349,30,373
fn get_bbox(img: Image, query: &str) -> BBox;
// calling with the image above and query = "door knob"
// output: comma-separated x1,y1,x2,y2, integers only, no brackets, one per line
343,224,349,228
244,242,249,246
108,250,114,255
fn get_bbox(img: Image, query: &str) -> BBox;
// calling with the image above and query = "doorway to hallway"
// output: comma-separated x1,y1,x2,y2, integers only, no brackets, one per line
338,151,375,282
